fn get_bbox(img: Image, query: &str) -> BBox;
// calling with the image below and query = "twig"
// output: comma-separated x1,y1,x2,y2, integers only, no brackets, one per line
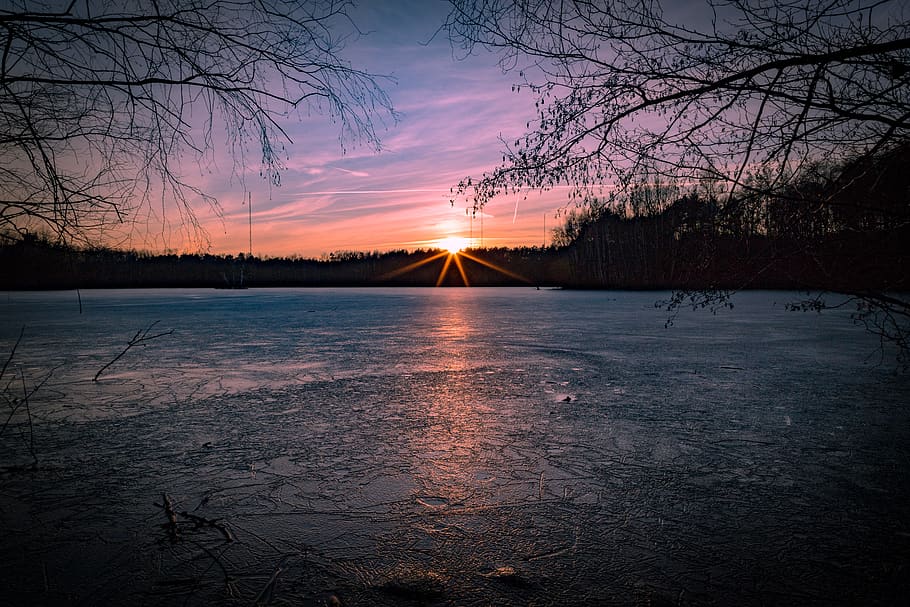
1,326,24,383
93,321,174,382
180,510,234,543
161,493,181,542
21,371,36,467
1,366,54,438
1,348,54,469
156,495,236,543
183,540,237,602
252,563,284,606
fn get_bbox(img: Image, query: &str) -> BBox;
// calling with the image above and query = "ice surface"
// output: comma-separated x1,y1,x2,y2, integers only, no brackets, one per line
1,288,909,605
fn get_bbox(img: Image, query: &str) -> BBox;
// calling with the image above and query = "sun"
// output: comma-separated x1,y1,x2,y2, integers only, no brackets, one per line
437,236,470,255
379,237,529,287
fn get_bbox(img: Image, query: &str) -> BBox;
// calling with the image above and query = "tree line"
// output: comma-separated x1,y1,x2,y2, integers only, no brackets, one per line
0,234,563,288
2,135,905,293
552,144,909,292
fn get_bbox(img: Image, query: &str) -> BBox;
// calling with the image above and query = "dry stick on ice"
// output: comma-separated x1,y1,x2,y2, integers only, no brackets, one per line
180,510,234,542
161,493,181,542
0,326,24,384
252,563,284,606
0,368,42,468
0,329,24,436
1,328,55,469
20,371,36,466
93,321,174,382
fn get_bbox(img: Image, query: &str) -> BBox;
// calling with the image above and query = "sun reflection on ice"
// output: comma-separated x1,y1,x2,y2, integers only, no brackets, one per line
409,295,497,511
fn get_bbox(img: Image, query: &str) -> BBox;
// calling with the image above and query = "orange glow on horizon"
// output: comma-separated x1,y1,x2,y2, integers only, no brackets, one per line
377,239,530,287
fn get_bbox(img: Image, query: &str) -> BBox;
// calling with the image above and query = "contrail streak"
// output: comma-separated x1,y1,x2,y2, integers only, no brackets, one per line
298,189,446,196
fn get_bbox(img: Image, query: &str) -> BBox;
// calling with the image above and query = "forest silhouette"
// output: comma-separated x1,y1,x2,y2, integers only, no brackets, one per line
4,144,906,292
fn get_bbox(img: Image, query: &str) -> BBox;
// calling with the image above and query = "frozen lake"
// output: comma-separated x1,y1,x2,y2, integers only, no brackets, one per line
1,288,909,605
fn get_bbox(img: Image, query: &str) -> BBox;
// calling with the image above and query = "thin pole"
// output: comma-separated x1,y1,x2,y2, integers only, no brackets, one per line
248,192,253,257
543,212,546,248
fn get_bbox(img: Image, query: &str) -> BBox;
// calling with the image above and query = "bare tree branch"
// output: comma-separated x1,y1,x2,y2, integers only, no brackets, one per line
444,0,910,362
93,320,174,382
1,0,396,247
444,0,910,208
0,325,24,383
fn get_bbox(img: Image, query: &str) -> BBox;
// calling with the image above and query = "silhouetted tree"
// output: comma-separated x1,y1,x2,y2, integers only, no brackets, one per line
445,0,909,363
446,0,908,206
1,0,394,245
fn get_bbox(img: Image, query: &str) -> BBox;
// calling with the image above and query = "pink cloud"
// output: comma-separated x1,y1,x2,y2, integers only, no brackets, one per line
162,2,575,258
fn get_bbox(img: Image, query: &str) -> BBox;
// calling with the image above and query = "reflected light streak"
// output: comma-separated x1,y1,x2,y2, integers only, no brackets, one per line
452,253,470,287
407,296,490,508
433,252,470,287
380,250,448,280
458,251,529,284
435,254,455,287
379,245,531,287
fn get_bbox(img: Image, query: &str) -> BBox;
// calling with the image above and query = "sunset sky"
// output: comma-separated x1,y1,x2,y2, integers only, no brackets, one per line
188,0,568,258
